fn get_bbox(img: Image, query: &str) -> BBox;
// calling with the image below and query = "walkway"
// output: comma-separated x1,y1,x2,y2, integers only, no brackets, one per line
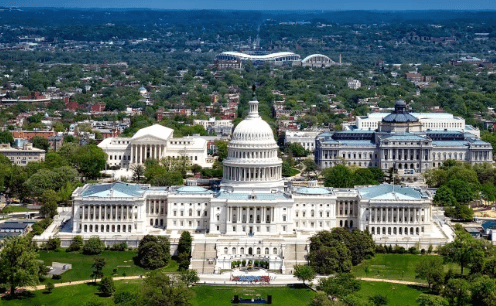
23,273,427,291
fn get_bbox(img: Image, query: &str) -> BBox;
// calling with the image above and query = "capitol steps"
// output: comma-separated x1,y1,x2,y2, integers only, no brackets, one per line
283,244,308,274
190,242,216,273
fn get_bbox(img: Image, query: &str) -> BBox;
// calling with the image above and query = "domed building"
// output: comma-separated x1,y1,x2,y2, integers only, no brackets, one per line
222,99,283,191
62,98,448,275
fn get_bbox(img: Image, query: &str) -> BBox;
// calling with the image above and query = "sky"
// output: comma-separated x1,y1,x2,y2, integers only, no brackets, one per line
7,0,496,11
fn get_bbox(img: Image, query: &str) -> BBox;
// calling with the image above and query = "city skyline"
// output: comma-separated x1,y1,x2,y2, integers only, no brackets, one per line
10,0,496,11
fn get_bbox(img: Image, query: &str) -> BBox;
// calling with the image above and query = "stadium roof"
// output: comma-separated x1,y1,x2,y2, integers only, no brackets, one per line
218,51,300,61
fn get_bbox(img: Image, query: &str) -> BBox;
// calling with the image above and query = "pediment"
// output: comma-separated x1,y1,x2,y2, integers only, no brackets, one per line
132,135,167,144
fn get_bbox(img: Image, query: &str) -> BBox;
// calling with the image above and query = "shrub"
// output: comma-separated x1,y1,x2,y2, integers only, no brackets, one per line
111,242,127,251
99,275,115,297
83,237,105,255
44,237,61,250
52,274,62,280
45,282,54,293
67,236,84,252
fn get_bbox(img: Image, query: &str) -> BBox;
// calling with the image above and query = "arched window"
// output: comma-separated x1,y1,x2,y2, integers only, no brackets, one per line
224,247,228,254
257,247,261,255
232,247,236,254
273,248,277,255
265,248,269,255
240,247,245,254
189,209,192,217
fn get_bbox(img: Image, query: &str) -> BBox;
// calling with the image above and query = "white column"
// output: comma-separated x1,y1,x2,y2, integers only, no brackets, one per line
130,145,134,164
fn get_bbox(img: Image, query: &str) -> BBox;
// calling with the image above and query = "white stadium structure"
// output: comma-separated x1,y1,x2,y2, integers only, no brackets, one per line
213,51,337,68
301,54,335,67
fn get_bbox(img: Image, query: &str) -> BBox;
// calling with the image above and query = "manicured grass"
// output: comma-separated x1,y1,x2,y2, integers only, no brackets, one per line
1,206,34,213
1,282,315,306
191,285,315,306
37,250,178,283
352,281,429,306
1,279,142,306
352,254,461,282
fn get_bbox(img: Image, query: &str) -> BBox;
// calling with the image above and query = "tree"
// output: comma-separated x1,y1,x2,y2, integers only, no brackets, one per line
447,180,474,203
0,236,39,296
83,237,105,255
140,270,194,306
67,235,84,252
324,165,353,188
310,291,334,306
302,158,319,179
0,130,14,145
178,231,193,257
137,235,171,269
317,273,361,299
483,257,496,278
288,142,308,157
99,275,115,297
415,256,444,293
114,291,139,305
442,278,470,306
31,136,50,151
132,164,145,183
293,264,316,285
213,140,228,161
177,231,193,270
369,294,388,306
91,257,106,283
440,226,492,275
190,164,202,174
470,275,496,306
416,294,448,306
40,189,59,218
433,186,457,206
74,144,107,179
180,269,199,287
309,242,352,275
45,281,54,293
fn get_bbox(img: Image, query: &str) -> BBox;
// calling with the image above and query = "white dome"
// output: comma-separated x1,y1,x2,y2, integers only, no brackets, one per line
221,99,283,190
232,118,274,143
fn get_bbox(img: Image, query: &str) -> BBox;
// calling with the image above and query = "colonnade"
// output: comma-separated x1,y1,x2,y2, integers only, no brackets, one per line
337,200,357,217
382,148,430,161
223,166,282,182
80,204,137,233
369,206,428,224
227,206,274,224
130,144,165,164
81,204,137,221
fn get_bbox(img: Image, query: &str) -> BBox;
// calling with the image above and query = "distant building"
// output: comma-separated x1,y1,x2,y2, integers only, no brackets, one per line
11,130,56,141
214,51,300,67
316,100,492,182
0,143,45,166
48,135,64,151
193,118,233,136
285,130,324,152
98,124,214,169
347,79,361,90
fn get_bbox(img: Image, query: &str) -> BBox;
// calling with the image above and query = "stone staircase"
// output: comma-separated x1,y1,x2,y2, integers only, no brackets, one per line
190,242,217,274
283,243,308,274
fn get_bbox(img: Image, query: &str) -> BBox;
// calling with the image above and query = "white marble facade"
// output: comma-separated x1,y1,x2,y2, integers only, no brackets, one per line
70,98,447,273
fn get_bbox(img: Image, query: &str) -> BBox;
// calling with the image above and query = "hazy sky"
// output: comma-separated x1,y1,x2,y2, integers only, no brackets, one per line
10,0,496,11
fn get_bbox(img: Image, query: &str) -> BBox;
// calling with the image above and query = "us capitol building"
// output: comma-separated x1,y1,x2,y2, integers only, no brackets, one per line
45,99,451,274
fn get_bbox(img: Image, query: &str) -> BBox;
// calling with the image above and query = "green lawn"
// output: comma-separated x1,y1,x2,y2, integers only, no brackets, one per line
191,285,315,306
37,250,178,283
1,282,315,306
2,206,35,213
1,279,142,306
352,254,461,282
352,281,429,306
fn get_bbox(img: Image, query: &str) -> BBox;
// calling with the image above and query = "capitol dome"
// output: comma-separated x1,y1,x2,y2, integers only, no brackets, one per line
221,99,283,189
